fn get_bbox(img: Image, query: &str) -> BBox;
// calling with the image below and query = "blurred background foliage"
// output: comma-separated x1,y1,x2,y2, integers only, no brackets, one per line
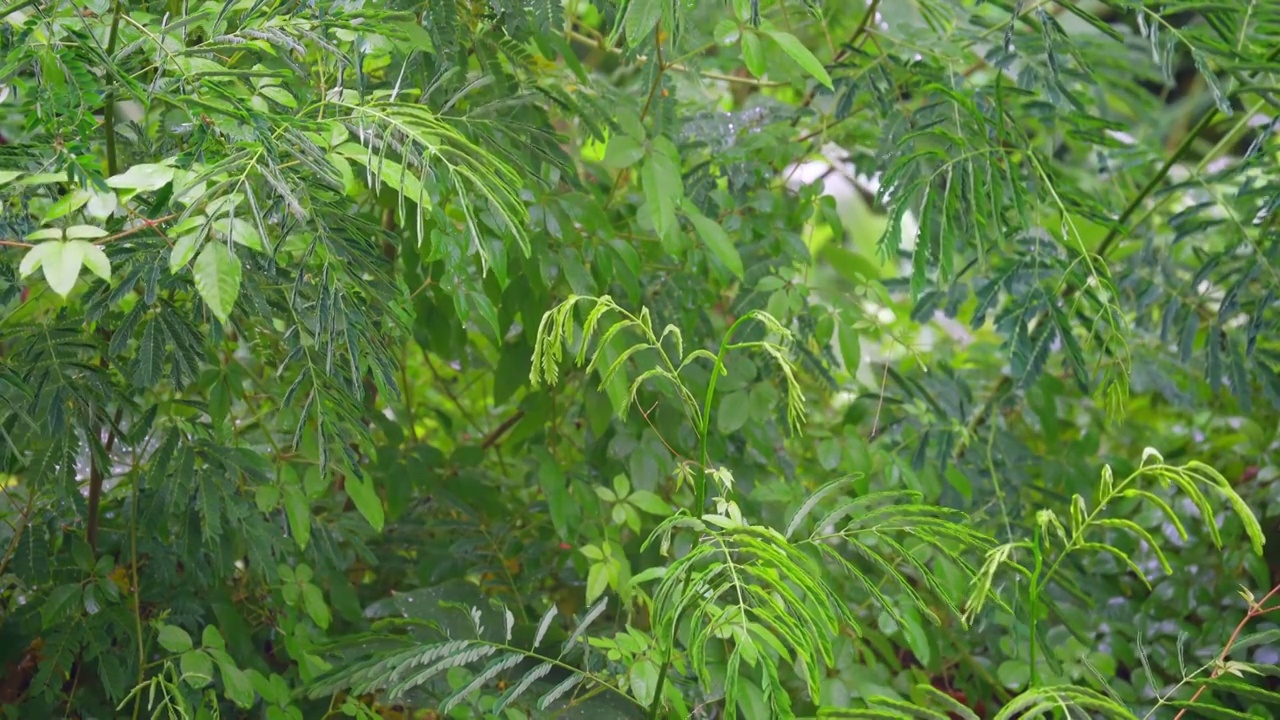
1,0,1279,718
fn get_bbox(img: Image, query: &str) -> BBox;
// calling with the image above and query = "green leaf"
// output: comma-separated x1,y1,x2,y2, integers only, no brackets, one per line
201,625,225,650
158,624,194,653
717,390,751,434
18,241,56,279
301,583,331,629
181,650,215,688
174,233,203,271
602,134,646,170
741,32,765,78
838,327,860,373
622,0,661,46
70,240,111,282
345,476,385,532
40,241,85,297
215,659,255,710
763,30,833,89
628,490,670,516
193,242,243,323
586,562,609,605
714,19,741,45
64,225,106,240
686,208,744,279
630,658,660,707
642,153,681,238
283,484,311,551
537,451,573,541
106,163,175,192
212,217,265,253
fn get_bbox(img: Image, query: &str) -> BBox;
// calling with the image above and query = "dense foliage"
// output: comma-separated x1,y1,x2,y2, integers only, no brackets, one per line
2,0,1279,718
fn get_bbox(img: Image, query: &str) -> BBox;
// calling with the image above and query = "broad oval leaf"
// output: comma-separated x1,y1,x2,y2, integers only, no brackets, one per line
106,163,175,192
193,242,243,323
157,624,194,653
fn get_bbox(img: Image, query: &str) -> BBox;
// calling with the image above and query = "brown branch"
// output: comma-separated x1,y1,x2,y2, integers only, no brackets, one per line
480,410,526,450
1173,583,1280,719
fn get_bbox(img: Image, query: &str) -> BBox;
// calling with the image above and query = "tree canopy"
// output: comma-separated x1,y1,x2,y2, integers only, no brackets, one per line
2,1,1279,718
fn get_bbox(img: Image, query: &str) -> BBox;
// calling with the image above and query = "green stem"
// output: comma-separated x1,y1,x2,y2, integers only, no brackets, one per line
1027,523,1044,687
694,314,755,511
1097,43,1280,258
645,644,673,720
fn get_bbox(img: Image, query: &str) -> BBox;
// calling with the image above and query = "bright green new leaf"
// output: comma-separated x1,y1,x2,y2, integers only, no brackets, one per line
38,241,85,297
193,242,243,323
70,240,111,282
741,32,765,78
763,29,833,89
686,208,744,279
24,227,63,241
212,217,265,253
105,163,175,192
43,190,89,222
64,225,106,240
585,562,609,605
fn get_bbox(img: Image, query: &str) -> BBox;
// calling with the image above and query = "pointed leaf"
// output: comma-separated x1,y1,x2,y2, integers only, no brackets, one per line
194,243,242,323
70,240,111,282
686,208,743,279
106,163,175,192
763,30,833,89
345,476,385,532
622,0,661,46
18,242,57,278
283,484,312,551
171,234,201,272
42,241,85,297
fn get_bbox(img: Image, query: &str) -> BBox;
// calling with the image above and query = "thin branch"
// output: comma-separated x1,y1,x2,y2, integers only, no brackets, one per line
1172,584,1280,719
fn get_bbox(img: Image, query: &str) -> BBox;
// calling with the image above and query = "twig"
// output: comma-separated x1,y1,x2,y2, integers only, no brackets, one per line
480,410,526,450
566,30,783,87
1172,584,1280,720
